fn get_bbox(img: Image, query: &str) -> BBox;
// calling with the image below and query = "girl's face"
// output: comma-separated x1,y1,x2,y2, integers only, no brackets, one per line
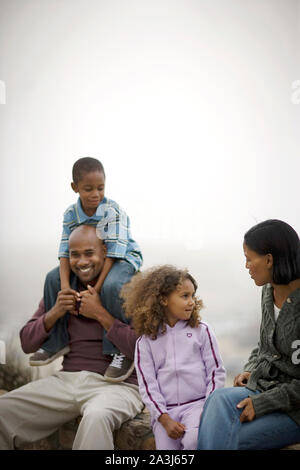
163,279,196,327
243,243,273,286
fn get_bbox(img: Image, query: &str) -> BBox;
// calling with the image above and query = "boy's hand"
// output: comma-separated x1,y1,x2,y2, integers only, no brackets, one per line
158,414,185,440
78,285,102,320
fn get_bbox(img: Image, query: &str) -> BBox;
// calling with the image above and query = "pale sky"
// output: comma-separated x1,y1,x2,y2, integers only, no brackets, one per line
0,0,299,341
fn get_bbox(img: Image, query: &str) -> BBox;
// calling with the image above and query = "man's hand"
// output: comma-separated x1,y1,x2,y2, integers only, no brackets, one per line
44,288,79,332
237,397,256,422
55,288,79,317
78,285,102,320
158,413,185,440
234,371,251,387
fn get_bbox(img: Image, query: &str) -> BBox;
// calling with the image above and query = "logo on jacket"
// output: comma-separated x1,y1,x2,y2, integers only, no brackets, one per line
187,333,192,338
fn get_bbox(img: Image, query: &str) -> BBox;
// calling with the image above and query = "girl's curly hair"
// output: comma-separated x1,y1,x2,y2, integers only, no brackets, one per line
121,265,204,340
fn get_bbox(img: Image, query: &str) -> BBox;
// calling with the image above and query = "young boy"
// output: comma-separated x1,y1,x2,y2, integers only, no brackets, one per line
29,157,143,382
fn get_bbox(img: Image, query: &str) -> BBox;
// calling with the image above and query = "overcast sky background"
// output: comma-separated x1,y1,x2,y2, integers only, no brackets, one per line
0,0,300,377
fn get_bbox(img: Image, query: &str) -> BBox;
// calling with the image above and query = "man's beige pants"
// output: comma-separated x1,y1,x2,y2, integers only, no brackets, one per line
0,370,143,450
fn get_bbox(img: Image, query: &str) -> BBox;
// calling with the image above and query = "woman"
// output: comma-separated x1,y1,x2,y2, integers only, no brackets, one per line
197,219,300,450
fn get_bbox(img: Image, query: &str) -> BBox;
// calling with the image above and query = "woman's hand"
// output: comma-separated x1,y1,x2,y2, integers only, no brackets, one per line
234,371,251,387
237,397,256,422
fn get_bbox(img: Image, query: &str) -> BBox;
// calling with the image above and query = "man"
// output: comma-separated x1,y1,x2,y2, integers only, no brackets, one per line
0,225,143,450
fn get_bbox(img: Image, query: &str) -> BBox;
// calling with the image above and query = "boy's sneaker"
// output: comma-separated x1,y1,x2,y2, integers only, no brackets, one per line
29,346,70,366
104,353,135,382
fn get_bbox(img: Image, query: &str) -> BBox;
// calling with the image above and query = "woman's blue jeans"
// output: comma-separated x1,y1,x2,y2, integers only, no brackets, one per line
197,387,300,450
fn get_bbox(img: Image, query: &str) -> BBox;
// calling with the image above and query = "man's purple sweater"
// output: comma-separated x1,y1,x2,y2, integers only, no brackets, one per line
20,299,138,386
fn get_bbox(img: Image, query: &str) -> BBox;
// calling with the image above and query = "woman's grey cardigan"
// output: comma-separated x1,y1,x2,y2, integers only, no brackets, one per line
244,284,300,425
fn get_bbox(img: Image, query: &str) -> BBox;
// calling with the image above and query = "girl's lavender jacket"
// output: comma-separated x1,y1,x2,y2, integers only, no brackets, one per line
135,320,226,425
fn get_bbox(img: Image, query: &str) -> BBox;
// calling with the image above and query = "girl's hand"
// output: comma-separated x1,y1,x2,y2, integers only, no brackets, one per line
158,414,185,440
237,397,256,422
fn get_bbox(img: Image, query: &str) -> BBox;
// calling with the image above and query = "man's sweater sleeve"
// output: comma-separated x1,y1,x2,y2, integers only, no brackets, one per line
106,319,138,361
19,299,51,353
134,336,168,423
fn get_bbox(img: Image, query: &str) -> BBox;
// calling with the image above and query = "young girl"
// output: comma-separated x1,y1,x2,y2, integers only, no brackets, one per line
121,265,226,450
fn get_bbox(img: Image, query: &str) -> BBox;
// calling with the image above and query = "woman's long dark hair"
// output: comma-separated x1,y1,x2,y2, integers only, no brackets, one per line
244,219,300,284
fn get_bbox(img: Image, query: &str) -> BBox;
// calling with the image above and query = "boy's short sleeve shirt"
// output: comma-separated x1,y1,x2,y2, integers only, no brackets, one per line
58,197,142,271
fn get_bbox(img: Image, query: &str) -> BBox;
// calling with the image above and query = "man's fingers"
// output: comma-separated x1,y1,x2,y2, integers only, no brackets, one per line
59,288,78,296
87,284,96,294
69,309,78,316
59,299,76,307
77,290,88,297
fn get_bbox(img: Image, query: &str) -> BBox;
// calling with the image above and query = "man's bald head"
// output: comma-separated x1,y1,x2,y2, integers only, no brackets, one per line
69,225,106,285
69,225,103,246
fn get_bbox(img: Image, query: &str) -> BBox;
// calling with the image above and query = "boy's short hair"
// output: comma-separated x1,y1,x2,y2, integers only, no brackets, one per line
244,219,300,285
72,157,105,183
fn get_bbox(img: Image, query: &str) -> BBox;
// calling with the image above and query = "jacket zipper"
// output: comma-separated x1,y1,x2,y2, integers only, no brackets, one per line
171,329,180,405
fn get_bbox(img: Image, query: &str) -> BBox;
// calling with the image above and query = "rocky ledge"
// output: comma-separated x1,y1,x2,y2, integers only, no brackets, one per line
0,389,299,450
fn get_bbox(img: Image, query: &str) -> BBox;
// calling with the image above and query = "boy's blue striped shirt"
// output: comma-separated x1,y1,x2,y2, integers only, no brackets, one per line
58,197,143,271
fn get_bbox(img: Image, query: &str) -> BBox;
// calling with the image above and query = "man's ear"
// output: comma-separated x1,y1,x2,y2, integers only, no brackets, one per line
71,182,78,193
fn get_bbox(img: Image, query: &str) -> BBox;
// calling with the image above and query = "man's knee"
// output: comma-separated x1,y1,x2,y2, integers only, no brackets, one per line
81,407,114,429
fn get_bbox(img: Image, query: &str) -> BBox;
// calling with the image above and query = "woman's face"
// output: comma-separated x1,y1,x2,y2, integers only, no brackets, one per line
243,243,273,286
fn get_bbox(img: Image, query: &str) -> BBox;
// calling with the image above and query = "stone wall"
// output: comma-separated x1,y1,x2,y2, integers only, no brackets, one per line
0,389,299,450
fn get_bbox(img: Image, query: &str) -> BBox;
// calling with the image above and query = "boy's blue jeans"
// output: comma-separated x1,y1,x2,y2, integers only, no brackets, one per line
41,259,135,356
197,387,300,450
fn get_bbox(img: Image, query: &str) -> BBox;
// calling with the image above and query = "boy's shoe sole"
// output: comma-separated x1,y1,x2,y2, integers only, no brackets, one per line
29,346,70,366
104,360,135,383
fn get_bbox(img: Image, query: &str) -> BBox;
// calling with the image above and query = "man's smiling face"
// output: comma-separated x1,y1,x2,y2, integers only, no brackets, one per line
69,225,106,286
